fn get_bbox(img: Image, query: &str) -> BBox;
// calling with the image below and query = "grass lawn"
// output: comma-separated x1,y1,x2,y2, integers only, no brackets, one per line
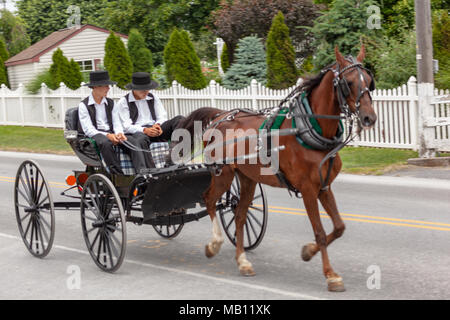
339,146,419,175
0,125,73,154
0,125,424,174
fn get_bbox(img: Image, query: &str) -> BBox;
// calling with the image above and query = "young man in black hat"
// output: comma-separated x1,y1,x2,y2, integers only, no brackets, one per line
78,70,147,174
117,72,184,168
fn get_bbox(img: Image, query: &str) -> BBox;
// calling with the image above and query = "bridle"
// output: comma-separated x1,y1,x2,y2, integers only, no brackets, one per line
325,56,375,119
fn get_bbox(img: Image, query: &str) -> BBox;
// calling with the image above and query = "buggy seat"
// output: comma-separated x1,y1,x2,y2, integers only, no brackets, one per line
64,107,170,175
64,107,104,168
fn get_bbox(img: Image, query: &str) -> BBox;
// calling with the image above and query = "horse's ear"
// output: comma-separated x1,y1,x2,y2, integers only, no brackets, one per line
357,44,366,63
335,45,346,67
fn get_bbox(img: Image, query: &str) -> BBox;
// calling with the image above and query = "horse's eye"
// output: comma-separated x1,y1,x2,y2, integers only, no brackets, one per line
347,81,353,87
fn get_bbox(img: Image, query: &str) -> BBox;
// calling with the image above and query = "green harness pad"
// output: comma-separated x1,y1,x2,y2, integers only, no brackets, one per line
259,93,343,150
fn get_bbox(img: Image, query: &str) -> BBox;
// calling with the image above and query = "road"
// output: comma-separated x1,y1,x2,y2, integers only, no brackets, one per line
0,151,449,300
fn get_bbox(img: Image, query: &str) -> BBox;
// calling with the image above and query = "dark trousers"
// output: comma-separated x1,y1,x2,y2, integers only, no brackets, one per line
92,133,123,175
130,116,185,168
119,135,147,173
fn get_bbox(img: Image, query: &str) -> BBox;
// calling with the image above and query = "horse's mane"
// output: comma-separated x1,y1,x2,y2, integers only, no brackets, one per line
296,63,336,96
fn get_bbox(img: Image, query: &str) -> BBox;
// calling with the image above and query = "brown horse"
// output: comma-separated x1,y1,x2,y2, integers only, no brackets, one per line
178,45,377,292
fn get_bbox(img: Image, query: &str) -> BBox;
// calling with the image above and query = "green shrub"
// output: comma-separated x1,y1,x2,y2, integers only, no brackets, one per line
266,11,297,89
222,36,266,89
104,31,132,89
221,42,230,73
163,28,207,90
128,28,153,74
26,69,54,93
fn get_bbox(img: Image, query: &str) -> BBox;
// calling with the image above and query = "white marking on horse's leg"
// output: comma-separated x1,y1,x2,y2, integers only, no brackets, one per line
207,217,224,256
237,252,252,270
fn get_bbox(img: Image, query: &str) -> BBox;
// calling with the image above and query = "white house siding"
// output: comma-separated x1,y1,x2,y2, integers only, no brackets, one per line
7,63,37,90
8,27,128,89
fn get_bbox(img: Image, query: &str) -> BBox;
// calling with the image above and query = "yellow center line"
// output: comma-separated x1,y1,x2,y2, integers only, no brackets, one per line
1,176,448,232
258,204,450,228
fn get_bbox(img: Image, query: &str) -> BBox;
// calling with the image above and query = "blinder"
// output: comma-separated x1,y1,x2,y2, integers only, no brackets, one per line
339,78,351,97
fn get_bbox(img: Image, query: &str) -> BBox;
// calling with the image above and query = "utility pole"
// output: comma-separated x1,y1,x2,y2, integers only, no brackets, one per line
414,0,436,158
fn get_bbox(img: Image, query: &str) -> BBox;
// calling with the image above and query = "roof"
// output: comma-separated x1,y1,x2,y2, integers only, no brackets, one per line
5,25,128,67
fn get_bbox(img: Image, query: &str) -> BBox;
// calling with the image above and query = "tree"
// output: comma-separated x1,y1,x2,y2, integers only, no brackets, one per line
17,0,108,44
49,48,70,89
164,29,207,90
266,11,297,89
0,9,31,56
104,31,132,89
0,37,9,87
211,0,320,65
309,0,380,70
371,30,417,89
433,10,450,89
102,0,221,66
65,59,83,90
221,42,230,73
222,36,266,89
128,28,153,74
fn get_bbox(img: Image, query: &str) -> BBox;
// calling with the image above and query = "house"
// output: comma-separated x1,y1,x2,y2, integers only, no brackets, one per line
5,25,128,90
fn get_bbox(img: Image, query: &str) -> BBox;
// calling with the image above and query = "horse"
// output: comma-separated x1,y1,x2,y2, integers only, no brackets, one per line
177,45,377,292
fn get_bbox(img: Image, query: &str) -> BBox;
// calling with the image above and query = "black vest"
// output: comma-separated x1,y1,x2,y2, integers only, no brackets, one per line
126,93,156,125
78,97,115,134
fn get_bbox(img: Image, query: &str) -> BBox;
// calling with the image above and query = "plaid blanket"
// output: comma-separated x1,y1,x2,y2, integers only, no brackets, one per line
115,142,170,175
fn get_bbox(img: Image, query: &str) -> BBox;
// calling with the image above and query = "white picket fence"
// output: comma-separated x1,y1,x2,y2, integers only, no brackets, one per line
0,77,448,151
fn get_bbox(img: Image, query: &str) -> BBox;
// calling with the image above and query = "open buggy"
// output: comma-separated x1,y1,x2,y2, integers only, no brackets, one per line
13,107,269,272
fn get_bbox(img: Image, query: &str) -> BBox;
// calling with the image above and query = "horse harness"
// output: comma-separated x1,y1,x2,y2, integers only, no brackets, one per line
203,57,375,196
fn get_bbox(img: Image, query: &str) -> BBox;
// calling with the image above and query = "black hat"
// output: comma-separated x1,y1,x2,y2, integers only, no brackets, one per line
125,72,159,90
83,71,117,87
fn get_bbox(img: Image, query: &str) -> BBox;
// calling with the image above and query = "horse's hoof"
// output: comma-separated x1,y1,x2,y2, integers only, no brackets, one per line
239,266,256,277
327,277,346,292
301,243,316,262
205,245,215,258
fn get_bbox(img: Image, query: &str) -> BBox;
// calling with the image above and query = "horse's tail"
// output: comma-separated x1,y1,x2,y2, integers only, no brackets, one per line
177,107,224,139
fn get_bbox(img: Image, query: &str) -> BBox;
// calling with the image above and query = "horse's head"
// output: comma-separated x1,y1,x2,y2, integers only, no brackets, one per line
334,45,377,129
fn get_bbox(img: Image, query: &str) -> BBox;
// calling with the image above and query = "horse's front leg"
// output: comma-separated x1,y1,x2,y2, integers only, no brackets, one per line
301,187,345,292
301,187,346,262
234,172,257,276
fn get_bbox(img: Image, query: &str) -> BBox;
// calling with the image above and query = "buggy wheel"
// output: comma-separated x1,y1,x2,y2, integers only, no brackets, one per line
80,174,126,272
218,175,268,251
152,220,184,239
14,160,55,258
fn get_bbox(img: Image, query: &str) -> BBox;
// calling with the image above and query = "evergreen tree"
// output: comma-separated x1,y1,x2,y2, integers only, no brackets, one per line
309,0,379,70
49,48,70,89
104,31,132,89
266,11,297,89
221,42,230,73
222,36,267,89
65,59,83,90
128,28,153,74
0,37,9,87
433,10,450,89
163,29,207,90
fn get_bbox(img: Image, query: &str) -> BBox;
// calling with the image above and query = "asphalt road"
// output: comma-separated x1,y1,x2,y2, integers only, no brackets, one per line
0,151,449,300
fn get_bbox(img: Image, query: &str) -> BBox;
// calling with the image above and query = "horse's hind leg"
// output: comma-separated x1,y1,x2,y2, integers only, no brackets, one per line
302,187,345,292
234,171,257,276
302,188,345,262
204,166,235,258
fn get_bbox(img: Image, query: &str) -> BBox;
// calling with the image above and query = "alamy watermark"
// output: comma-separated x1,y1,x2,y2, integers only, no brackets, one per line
366,265,381,290
66,265,81,290
169,122,281,175
67,5,81,29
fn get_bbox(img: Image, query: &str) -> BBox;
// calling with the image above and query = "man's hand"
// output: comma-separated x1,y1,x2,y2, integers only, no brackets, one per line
143,125,162,137
116,133,127,142
106,133,120,145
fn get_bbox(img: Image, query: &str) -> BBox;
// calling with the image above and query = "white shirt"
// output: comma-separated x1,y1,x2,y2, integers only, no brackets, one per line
117,92,168,134
78,94,123,138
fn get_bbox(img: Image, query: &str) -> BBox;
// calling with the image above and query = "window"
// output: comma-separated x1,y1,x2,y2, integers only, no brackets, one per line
77,60,94,72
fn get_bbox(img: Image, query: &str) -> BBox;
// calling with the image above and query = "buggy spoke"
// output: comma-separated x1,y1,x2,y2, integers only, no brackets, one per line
247,210,263,228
